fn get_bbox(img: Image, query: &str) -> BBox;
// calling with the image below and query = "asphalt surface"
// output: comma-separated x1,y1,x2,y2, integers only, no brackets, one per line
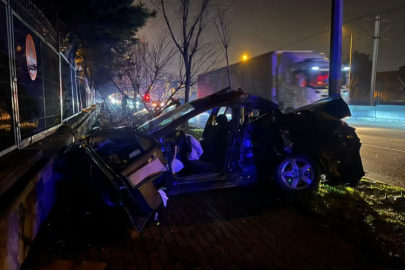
347,120,405,188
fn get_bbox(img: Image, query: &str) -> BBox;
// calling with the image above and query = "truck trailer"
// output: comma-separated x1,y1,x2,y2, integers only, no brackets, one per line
198,50,350,112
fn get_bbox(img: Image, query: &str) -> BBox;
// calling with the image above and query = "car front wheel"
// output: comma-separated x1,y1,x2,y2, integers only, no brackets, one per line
274,153,321,193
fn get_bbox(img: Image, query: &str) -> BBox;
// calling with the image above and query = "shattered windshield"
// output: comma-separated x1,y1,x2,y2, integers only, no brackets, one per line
137,103,195,133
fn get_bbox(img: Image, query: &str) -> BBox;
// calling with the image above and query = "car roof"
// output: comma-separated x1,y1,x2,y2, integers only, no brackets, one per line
142,90,279,138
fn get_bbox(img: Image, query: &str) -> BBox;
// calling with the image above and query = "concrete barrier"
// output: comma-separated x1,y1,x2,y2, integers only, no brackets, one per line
375,105,405,120
349,105,405,122
348,105,376,118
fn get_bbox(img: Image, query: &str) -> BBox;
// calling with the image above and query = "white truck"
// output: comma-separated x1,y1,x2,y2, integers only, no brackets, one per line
198,51,350,112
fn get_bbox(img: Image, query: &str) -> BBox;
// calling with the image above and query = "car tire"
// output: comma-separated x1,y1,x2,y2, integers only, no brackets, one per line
273,153,321,193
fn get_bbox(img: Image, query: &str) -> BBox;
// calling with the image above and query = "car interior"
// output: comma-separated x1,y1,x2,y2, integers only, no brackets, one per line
163,106,234,178
90,134,154,172
241,107,285,167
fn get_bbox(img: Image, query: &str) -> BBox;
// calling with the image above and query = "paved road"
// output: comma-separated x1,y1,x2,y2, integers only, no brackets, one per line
22,187,385,270
347,120,405,188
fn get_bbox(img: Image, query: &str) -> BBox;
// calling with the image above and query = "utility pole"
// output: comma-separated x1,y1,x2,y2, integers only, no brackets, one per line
348,33,353,88
362,15,392,105
370,15,380,106
329,0,343,98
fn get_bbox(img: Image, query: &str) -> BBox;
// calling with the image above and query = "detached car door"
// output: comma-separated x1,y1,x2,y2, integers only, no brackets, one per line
73,129,167,231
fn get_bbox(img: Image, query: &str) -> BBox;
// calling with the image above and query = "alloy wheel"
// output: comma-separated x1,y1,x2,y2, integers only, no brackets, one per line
279,157,315,190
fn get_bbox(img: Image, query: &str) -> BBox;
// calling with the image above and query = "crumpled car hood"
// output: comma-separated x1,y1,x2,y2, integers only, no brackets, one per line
293,97,351,120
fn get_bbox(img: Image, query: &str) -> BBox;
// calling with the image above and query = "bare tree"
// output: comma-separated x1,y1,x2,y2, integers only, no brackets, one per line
349,75,360,100
214,7,232,89
152,0,221,103
114,33,177,110
95,34,179,128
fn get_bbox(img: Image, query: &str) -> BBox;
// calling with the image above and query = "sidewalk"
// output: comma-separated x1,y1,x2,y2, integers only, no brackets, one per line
21,187,393,270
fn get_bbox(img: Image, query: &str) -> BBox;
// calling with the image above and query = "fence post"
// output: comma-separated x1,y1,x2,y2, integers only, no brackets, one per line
6,0,21,149
59,52,63,123
71,65,75,114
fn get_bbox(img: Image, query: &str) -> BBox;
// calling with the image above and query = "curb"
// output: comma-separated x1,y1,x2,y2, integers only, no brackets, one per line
349,116,405,124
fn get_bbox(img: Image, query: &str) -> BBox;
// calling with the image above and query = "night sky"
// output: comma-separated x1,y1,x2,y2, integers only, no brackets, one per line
140,0,405,72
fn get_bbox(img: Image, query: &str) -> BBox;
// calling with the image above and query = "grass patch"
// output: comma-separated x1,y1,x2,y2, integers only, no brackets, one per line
300,178,405,266
185,128,204,139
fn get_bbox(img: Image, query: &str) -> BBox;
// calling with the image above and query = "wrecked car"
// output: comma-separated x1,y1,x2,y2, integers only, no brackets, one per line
62,90,364,230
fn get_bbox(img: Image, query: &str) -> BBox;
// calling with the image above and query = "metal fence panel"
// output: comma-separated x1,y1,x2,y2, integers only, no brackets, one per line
13,15,46,140
72,70,79,113
0,0,95,155
9,0,58,50
13,15,61,140
41,41,61,128
0,1,15,152
61,57,74,118
77,76,85,110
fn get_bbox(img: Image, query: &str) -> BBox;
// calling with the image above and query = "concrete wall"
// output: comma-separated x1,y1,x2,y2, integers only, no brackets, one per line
0,105,99,270
0,159,57,270
349,104,405,122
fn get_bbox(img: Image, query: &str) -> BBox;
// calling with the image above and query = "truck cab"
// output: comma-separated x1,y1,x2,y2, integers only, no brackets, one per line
277,55,350,112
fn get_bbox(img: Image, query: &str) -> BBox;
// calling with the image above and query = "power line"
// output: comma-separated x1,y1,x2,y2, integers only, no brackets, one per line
310,27,380,50
271,5,405,51
309,17,405,51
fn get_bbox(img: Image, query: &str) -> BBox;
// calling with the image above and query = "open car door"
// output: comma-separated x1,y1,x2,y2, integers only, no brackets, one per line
78,129,168,231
